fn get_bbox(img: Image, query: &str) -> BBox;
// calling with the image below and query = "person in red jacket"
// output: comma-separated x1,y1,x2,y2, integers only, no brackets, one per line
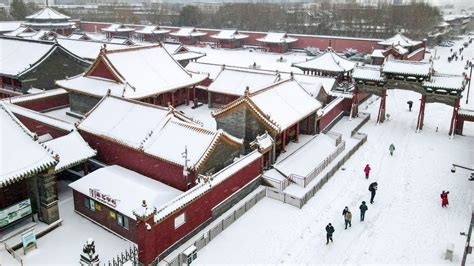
441,191,450,207
364,164,371,179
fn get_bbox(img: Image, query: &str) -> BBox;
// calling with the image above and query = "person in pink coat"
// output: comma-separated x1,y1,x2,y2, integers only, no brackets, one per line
364,164,371,179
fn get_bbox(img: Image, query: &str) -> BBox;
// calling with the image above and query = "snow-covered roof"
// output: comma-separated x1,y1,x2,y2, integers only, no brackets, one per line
56,38,127,61
163,42,185,54
246,79,322,130
78,96,242,169
56,44,207,99
25,7,70,20
371,49,385,58
170,27,207,37
172,51,206,62
69,165,182,219
378,33,421,48
102,24,135,33
250,132,274,152
290,74,336,96
274,134,335,177
5,103,76,132
3,88,67,104
208,68,280,96
4,26,36,37
293,48,356,73
210,29,249,40
108,37,135,45
256,32,298,44
185,62,227,80
43,131,96,173
423,74,465,91
0,21,23,33
153,150,261,222
78,96,172,148
67,33,83,40
214,78,322,132
459,108,474,117
353,65,384,82
135,25,170,35
0,37,53,76
382,59,431,77
0,103,57,188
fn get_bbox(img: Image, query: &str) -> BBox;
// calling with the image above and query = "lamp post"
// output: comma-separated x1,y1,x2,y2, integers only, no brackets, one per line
451,164,474,181
466,60,473,104
182,146,191,189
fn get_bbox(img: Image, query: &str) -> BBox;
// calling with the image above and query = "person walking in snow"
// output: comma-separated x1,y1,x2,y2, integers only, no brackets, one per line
389,143,395,156
369,182,378,204
359,201,368,221
344,209,352,229
364,164,372,179
326,223,335,244
441,191,450,207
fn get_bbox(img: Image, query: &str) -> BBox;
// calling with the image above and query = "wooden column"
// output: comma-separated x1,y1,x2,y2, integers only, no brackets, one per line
295,123,300,143
449,98,460,136
416,95,427,131
351,86,359,118
83,161,89,176
11,79,15,92
377,87,386,124
280,131,286,152
170,92,175,106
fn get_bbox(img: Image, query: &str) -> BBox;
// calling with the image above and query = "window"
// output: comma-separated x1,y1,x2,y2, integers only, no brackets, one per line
84,198,96,211
117,213,129,230
174,213,186,229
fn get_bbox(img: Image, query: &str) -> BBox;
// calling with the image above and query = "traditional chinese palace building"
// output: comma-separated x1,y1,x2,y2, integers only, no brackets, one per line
56,44,206,115
256,32,298,53
210,29,249,49
0,37,90,98
170,27,207,45
77,95,243,191
22,7,76,36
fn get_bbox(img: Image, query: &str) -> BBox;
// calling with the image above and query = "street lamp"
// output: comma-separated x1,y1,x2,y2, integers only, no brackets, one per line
451,164,474,180
182,146,191,189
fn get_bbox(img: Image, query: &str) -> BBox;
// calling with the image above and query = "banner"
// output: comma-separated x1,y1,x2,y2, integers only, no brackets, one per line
0,199,32,228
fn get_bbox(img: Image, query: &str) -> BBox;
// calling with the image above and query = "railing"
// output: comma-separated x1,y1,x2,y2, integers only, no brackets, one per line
351,112,371,137
287,140,346,188
263,175,291,190
324,131,343,146
3,243,23,266
106,245,138,266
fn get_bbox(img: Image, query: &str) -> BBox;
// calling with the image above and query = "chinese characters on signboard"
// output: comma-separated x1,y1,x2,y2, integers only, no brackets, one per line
89,188,118,208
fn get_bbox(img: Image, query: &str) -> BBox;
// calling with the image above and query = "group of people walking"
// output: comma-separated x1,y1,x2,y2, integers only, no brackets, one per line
325,144,451,245
325,164,378,245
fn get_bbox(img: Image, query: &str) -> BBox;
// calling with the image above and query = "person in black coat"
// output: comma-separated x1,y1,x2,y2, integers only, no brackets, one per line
369,182,378,204
359,201,368,221
326,223,335,244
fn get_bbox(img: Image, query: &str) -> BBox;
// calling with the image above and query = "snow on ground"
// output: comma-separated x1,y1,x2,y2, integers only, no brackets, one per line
193,88,474,264
176,104,217,130
428,34,474,110
16,180,133,264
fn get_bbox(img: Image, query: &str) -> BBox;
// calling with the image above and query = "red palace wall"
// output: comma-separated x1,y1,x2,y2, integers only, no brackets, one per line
319,98,351,131
136,155,262,264
72,190,138,242
15,114,71,138
80,131,195,191
407,48,426,61
79,22,384,54
210,92,239,106
15,94,69,112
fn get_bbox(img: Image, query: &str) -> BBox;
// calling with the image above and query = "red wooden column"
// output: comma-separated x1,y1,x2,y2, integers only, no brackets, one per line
0,76,3,89
449,98,460,135
351,86,359,118
295,123,300,143
455,117,464,135
377,87,386,124
83,161,89,175
280,131,286,152
416,95,427,132
170,91,175,106
11,79,15,92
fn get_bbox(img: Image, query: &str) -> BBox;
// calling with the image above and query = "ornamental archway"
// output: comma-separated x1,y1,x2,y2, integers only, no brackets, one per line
352,61,466,135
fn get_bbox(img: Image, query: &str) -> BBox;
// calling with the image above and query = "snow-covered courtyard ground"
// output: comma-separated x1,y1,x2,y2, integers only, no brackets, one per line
3,180,134,265
193,87,474,264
